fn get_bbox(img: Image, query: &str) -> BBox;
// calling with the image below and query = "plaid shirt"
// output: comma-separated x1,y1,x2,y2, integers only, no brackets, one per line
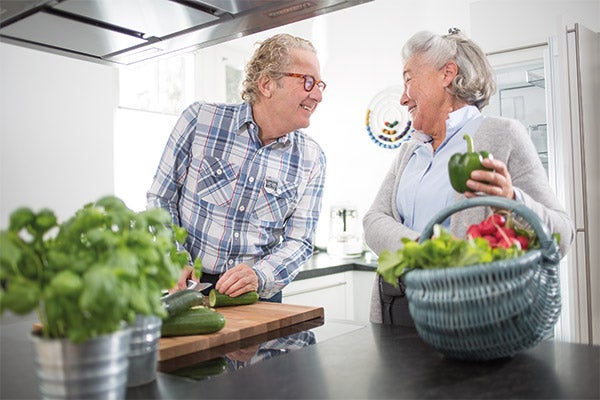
147,102,326,298
224,330,316,370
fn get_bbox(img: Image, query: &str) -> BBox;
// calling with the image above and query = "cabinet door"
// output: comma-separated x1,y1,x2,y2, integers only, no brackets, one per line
347,271,376,323
283,273,348,320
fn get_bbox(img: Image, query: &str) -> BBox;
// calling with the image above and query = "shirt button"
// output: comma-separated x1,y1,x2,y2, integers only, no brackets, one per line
239,205,245,211
216,169,223,175
228,259,234,265
234,232,240,238
248,176,255,183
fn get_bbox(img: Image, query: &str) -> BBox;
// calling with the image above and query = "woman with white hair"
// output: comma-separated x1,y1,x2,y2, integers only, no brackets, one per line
363,29,574,325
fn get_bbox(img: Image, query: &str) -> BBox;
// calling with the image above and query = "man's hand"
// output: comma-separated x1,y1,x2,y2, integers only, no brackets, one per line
169,265,196,294
215,263,258,297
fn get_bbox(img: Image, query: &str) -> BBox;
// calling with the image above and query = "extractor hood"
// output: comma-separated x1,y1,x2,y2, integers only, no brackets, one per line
0,0,373,66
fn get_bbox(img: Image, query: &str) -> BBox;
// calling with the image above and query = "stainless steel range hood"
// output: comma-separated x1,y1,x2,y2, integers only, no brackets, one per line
0,0,372,66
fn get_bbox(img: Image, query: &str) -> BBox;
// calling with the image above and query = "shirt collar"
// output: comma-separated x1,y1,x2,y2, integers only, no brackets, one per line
446,105,480,140
411,105,481,153
236,102,255,131
236,102,293,148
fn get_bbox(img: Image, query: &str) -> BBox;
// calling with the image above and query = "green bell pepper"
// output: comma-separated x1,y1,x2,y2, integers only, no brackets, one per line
448,134,492,193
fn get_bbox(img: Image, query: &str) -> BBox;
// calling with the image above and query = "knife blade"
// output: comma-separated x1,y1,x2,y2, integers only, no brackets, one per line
186,280,212,291
160,280,213,298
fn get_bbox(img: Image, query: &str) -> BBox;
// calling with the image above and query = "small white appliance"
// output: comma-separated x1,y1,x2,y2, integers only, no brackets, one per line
327,205,363,258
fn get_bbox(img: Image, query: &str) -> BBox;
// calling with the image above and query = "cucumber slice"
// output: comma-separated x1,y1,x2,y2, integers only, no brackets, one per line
208,289,259,307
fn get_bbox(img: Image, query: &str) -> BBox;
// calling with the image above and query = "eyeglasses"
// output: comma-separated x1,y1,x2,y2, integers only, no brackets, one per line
276,72,326,92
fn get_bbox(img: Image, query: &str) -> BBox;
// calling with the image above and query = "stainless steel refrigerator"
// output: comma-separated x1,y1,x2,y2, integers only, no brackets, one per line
485,23,599,345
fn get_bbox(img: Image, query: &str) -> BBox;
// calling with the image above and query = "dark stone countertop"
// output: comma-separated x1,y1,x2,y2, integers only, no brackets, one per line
2,312,599,399
145,324,599,400
294,250,377,280
3,253,598,399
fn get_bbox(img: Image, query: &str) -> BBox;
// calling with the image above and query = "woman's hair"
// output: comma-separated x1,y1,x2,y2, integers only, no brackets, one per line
402,29,496,110
241,33,316,104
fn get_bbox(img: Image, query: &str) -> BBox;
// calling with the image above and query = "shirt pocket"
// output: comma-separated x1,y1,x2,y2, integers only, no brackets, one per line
253,179,298,224
195,156,237,207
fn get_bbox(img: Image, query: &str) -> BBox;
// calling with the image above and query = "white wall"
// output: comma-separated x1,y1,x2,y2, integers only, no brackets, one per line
0,43,118,226
472,0,599,53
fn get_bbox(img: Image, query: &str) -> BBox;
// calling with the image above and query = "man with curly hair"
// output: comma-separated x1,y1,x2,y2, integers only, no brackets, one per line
148,34,327,302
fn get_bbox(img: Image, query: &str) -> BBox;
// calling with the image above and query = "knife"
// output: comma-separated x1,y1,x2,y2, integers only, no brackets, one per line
160,280,213,298
186,280,212,292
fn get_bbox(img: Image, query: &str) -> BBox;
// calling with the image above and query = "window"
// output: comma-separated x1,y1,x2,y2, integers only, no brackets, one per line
119,53,195,115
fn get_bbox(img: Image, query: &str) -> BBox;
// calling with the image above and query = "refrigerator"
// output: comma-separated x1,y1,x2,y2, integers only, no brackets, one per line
549,23,599,346
485,23,599,345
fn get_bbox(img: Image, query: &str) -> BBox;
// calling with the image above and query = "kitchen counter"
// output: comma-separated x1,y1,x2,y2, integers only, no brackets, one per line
1,312,599,399
2,253,598,399
294,250,377,280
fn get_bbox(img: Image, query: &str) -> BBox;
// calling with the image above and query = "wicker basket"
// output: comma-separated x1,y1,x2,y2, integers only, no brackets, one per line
403,196,562,361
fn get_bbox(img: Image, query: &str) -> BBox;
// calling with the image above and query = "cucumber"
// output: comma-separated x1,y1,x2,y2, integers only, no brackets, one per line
161,289,205,317
170,357,228,380
208,289,259,307
161,306,226,336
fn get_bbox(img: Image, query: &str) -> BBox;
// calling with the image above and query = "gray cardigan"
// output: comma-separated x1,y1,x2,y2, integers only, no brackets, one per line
363,116,574,323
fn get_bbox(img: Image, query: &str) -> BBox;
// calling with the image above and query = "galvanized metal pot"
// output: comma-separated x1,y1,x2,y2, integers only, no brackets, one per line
31,328,132,399
127,315,162,387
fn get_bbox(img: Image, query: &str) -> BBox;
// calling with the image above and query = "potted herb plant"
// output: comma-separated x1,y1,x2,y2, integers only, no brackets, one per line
0,195,196,398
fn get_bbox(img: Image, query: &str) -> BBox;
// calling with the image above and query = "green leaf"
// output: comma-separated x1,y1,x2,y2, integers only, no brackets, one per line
94,195,129,213
376,224,525,284
193,257,203,279
1,278,40,314
48,270,83,296
128,283,151,315
79,265,122,313
8,207,35,232
33,209,58,233
85,227,119,248
0,232,22,276
140,207,172,226
108,248,139,277
376,250,404,286
172,224,188,244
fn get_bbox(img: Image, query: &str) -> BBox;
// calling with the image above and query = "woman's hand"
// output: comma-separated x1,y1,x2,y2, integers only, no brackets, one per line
216,263,259,297
464,157,515,199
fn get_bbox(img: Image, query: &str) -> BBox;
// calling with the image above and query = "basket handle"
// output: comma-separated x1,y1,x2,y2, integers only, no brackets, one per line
419,196,560,263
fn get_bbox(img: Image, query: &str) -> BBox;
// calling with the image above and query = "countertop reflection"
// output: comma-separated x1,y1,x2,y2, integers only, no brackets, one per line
158,317,368,379
167,330,317,381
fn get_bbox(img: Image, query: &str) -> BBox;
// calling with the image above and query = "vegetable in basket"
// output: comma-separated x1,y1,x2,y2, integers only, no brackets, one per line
466,212,538,250
377,224,526,287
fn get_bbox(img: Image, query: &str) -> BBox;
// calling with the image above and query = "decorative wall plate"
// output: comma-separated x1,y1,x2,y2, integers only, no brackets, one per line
365,85,412,149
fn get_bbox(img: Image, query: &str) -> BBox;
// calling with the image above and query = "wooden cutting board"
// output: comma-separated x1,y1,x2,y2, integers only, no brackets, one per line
158,302,324,361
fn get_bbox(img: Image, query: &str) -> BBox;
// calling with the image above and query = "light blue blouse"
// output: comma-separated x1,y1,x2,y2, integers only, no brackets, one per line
396,105,483,232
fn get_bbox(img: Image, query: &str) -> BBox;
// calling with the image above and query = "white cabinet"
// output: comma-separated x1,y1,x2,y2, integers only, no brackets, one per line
283,270,376,322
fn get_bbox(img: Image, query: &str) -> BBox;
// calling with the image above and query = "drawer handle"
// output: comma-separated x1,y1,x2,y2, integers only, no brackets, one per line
283,282,347,297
